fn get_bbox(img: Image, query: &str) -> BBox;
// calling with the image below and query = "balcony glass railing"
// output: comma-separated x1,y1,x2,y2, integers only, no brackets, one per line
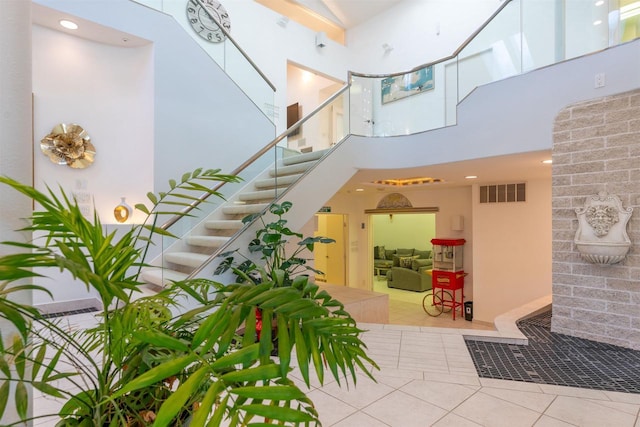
152,87,350,284
349,0,638,137
145,0,639,284
134,0,276,122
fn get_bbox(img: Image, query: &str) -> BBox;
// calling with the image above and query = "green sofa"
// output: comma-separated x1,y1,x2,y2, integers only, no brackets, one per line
379,248,433,292
373,247,432,278
387,265,432,292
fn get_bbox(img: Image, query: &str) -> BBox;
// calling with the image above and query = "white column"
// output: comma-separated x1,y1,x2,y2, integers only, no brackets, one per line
0,1,33,424
0,1,33,244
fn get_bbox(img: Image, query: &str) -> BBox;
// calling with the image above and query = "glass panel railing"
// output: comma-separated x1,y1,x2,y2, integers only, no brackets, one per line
133,0,276,122
348,0,635,137
284,92,349,152
150,87,350,285
457,0,521,103
349,59,450,137
619,2,640,42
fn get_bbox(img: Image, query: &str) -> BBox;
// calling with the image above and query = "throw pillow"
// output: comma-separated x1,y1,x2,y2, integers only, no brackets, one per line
392,254,402,267
396,248,414,256
376,245,386,260
414,250,432,259
399,256,414,269
384,249,396,259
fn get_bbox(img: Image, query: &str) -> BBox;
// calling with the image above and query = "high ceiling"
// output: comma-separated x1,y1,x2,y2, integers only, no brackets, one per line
291,0,404,29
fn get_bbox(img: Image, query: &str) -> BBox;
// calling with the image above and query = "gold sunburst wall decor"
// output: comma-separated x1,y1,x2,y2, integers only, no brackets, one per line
40,123,96,169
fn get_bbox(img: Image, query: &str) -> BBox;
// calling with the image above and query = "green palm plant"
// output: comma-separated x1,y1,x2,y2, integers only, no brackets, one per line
0,171,377,426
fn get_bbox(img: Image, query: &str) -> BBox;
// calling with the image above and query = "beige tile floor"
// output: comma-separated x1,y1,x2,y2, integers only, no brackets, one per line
32,288,640,426
373,276,495,331
295,323,640,426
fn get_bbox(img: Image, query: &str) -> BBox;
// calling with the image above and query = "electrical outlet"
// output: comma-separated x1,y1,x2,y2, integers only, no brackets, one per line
594,73,606,88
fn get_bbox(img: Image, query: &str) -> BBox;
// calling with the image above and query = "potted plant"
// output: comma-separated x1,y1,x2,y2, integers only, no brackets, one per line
0,172,377,426
216,201,334,287
215,201,338,343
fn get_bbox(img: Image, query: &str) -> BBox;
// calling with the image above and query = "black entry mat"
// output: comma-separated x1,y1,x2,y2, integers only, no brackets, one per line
465,310,640,393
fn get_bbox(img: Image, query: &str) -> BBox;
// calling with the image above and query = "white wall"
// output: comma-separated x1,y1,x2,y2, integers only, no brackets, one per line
136,0,503,135
1,0,33,257
0,13,33,424
30,0,275,305
286,64,343,151
32,25,154,305
472,178,552,323
33,25,154,223
204,0,354,135
36,0,276,193
372,214,435,251
347,0,502,75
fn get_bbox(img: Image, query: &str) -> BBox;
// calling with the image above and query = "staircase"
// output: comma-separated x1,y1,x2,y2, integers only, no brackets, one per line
141,149,329,287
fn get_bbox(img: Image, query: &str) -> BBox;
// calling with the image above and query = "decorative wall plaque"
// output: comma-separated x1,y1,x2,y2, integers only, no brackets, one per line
41,123,95,169
377,193,412,209
574,192,633,265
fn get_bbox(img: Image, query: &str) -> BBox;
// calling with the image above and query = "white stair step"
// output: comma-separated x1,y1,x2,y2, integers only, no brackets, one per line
205,219,243,230
222,203,268,215
282,149,327,165
132,284,160,300
269,162,315,177
141,268,188,287
165,252,210,268
254,174,302,190
186,235,230,248
239,189,280,202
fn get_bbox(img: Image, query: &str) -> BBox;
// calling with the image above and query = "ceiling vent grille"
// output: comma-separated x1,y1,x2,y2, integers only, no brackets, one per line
480,183,526,204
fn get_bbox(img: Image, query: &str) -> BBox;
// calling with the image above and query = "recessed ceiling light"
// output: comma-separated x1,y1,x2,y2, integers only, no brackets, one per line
59,19,78,30
595,0,604,5
355,188,364,192
593,19,602,25
542,159,552,164
465,175,478,179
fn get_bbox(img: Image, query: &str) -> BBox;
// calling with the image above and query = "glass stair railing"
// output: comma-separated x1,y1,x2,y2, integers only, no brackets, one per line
141,0,639,287
133,0,276,123
141,87,350,287
349,0,640,137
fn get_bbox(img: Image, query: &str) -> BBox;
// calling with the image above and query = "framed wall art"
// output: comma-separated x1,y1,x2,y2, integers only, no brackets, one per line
381,65,434,104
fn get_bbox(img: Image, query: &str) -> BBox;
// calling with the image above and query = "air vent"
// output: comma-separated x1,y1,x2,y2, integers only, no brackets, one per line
42,306,100,319
480,183,526,204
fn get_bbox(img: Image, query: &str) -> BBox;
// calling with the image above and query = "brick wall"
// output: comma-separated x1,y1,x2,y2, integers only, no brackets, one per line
551,88,640,350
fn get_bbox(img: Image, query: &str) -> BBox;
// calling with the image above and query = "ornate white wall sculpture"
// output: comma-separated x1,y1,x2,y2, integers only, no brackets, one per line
574,192,633,265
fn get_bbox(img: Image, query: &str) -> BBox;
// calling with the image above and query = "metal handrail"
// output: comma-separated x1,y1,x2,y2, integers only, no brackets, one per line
160,0,517,231
349,0,513,79
160,0,516,231
195,0,276,92
160,83,351,231
157,0,519,279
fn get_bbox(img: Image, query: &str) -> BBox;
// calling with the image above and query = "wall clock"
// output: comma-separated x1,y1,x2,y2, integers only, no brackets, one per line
186,0,231,43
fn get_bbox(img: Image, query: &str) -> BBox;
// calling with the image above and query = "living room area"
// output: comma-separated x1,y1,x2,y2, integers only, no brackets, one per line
371,212,494,331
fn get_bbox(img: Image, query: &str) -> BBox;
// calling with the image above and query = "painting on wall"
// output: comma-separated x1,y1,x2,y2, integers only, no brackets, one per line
381,65,434,104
